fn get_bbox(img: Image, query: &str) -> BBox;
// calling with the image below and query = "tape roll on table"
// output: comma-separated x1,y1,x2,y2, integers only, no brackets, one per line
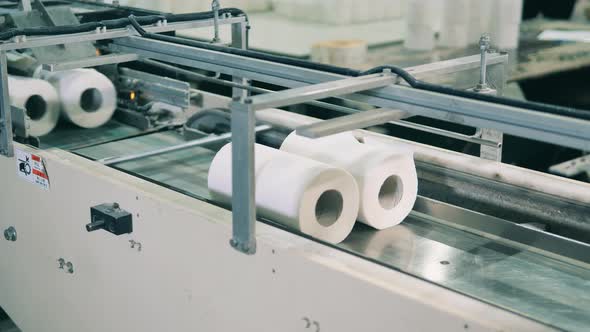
44,68,116,128
8,75,60,136
208,143,360,244
281,131,418,230
311,40,368,68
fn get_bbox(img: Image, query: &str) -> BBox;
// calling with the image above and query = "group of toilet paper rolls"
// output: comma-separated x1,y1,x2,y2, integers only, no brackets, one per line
406,0,523,51
8,68,117,136
208,131,418,244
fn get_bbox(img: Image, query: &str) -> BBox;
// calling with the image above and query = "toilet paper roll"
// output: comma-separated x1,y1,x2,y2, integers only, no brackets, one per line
490,21,520,49
311,40,368,68
442,0,470,25
492,0,523,25
208,143,360,244
439,23,470,48
281,131,418,230
467,1,492,43
406,0,438,25
44,69,117,129
404,24,436,51
439,0,471,48
7,75,60,136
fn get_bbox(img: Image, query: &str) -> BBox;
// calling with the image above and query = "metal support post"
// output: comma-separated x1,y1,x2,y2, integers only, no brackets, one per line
472,34,503,161
229,19,256,254
0,52,14,157
231,21,249,100
211,0,221,44
229,101,257,254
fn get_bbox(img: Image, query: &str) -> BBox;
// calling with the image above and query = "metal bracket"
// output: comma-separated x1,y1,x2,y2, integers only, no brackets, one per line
296,109,408,138
11,106,30,140
0,51,14,157
41,53,139,72
550,155,590,179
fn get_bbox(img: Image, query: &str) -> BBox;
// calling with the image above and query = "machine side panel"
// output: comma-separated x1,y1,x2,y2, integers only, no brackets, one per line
0,144,552,332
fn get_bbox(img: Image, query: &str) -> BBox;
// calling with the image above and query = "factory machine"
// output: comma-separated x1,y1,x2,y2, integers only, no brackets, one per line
0,1,590,331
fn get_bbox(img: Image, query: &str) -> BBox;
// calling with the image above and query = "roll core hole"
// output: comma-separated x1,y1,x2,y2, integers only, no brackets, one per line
315,190,344,227
379,175,404,210
80,88,103,113
24,95,47,121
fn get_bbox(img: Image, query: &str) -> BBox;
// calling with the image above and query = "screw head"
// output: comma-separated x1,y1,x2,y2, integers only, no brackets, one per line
479,34,491,50
65,262,74,274
4,226,16,241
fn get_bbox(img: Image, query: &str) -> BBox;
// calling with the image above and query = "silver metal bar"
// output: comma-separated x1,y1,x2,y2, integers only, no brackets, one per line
389,120,501,148
230,102,258,254
99,124,272,165
247,74,395,111
296,109,408,138
211,0,221,43
0,16,246,52
228,20,255,254
413,196,590,266
113,36,590,150
405,53,507,81
42,53,139,71
231,21,248,100
0,52,14,157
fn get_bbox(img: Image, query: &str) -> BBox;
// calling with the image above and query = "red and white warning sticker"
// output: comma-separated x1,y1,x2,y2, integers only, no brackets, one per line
15,148,50,190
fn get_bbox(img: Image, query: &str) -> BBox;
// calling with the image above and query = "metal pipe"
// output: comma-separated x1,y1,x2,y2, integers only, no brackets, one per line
98,124,272,165
211,0,221,43
477,34,491,90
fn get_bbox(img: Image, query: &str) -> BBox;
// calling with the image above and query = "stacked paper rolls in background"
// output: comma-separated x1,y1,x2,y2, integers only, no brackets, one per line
43,68,117,129
404,0,438,51
281,131,418,230
272,0,404,25
439,0,471,48
489,0,523,49
208,143,360,244
7,75,60,137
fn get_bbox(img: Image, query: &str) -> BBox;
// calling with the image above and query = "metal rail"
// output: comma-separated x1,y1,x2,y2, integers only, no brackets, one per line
112,36,590,151
98,125,272,166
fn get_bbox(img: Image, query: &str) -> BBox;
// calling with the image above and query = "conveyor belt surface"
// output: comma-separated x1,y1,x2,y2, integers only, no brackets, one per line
44,125,590,332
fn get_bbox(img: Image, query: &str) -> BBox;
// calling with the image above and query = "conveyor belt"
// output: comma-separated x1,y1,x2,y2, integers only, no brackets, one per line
47,125,590,332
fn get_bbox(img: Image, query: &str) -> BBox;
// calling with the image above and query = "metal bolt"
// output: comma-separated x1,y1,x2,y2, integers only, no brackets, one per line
477,34,491,90
3,226,17,241
57,258,66,269
65,262,74,274
129,240,142,252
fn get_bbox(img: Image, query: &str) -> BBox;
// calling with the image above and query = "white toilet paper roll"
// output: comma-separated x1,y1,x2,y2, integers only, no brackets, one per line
281,132,418,230
7,75,60,136
45,69,117,129
492,0,523,24
406,0,438,25
404,24,436,51
490,21,520,49
439,0,471,48
439,23,470,48
208,143,360,244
